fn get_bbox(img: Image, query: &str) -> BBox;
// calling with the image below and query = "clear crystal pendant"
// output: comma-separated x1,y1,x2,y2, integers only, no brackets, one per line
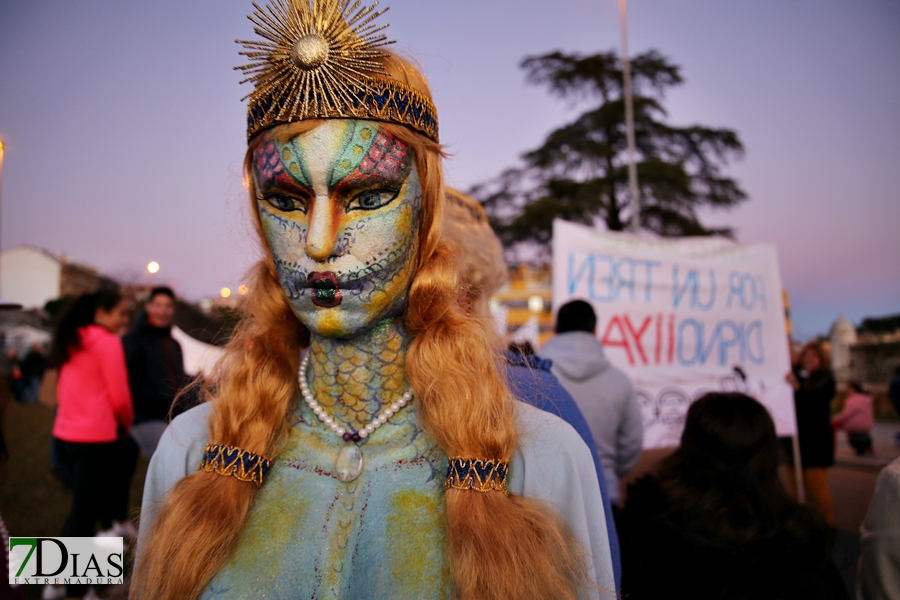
334,444,364,482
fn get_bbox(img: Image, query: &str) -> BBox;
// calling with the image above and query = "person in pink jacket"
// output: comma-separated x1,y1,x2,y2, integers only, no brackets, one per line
48,290,134,599
832,382,874,456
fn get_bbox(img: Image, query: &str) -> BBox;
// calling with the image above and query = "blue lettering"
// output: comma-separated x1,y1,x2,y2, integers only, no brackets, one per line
615,258,636,302
642,260,661,302
745,320,764,364
672,267,716,311
567,253,593,297
677,319,703,366
726,270,768,312
568,254,661,303
676,318,766,367
726,271,742,309
756,276,767,311
590,255,616,302
697,271,716,311
673,267,691,309
698,322,719,364
717,321,742,365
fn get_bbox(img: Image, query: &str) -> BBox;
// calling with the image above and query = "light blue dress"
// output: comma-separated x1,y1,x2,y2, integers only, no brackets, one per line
139,400,615,599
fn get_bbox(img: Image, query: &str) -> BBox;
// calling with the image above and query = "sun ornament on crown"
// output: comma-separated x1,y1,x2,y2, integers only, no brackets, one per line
236,0,439,142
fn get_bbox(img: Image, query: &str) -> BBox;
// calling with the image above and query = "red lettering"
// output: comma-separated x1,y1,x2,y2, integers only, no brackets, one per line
623,315,652,365
601,316,634,365
667,314,676,364
655,313,663,364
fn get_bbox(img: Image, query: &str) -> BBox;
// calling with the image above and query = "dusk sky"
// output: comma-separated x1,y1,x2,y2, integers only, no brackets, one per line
0,0,897,341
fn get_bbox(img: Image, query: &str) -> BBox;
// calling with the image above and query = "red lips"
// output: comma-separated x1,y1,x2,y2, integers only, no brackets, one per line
308,271,342,308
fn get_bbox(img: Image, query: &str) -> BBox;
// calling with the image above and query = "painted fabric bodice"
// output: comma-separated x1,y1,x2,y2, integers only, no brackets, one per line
202,402,450,598
139,400,616,599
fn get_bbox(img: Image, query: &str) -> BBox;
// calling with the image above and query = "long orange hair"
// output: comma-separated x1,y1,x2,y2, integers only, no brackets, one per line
132,53,590,600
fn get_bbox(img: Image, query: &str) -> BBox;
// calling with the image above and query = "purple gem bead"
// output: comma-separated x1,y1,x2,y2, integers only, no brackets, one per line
351,432,362,442
342,432,353,442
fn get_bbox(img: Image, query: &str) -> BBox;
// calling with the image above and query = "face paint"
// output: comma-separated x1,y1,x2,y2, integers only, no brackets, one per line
253,120,420,338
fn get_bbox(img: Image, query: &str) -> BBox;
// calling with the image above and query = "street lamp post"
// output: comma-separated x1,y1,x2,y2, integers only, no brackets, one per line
0,140,5,297
617,0,641,233
0,140,21,310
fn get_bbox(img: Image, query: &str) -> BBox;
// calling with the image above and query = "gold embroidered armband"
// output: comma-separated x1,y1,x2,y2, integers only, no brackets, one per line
445,457,509,496
198,444,272,486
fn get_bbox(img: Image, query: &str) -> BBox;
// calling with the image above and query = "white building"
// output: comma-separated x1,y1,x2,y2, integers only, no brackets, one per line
0,246,61,309
830,315,858,383
0,246,113,309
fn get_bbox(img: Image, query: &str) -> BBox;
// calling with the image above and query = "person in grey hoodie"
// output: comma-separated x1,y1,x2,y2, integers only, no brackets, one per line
541,300,643,507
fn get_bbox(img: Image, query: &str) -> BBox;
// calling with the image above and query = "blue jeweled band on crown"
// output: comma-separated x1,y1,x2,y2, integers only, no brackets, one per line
247,77,439,142
445,457,510,496
198,443,272,486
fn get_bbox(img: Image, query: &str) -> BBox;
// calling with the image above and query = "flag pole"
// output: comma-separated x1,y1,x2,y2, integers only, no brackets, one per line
617,0,640,233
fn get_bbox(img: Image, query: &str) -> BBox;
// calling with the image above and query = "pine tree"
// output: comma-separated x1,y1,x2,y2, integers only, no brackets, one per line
474,50,748,253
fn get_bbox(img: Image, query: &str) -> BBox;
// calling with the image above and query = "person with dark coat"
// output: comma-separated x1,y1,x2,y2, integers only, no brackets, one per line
123,286,187,459
2,348,22,402
19,343,47,403
785,340,837,524
618,392,848,600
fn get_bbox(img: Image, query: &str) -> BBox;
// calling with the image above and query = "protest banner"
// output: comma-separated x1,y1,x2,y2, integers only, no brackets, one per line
551,219,795,449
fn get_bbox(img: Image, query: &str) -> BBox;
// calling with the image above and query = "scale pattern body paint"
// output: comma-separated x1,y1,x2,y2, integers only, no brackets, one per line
203,323,449,598
305,318,410,431
253,120,420,339
202,399,450,599
223,120,451,596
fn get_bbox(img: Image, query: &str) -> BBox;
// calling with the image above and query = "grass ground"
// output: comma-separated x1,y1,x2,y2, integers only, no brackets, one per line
0,401,147,599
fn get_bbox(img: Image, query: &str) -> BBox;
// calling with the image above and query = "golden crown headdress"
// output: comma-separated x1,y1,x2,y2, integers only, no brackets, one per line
237,0,439,142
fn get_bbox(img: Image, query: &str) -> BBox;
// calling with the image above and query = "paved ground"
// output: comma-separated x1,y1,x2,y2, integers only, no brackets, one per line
831,421,900,532
829,422,900,595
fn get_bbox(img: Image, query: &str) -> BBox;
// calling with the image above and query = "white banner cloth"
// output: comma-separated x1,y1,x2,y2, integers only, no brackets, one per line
551,220,795,449
171,326,225,378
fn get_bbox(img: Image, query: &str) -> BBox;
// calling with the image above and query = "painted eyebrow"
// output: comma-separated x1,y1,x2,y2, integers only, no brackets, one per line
255,184,313,201
331,158,413,195
333,172,406,193
253,165,313,194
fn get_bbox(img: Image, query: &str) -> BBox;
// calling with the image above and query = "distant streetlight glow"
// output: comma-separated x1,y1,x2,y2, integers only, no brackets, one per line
0,138,4,299
0,138,5,299
147,261,160,274
238,284,249,295
618,0,641,232
220,287,232,298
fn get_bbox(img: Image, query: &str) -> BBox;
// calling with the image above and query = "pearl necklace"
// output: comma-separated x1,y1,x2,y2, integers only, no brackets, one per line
298,353,413,481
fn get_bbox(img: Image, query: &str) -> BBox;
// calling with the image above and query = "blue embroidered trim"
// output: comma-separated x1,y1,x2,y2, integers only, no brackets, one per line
247,78,439,143
445,457,509,496
198,444,272,486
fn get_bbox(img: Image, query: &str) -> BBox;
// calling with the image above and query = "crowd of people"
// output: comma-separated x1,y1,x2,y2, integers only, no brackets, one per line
15,284,892,599
442,188,886,599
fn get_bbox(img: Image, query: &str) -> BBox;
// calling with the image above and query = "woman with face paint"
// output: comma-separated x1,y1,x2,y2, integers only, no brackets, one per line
132,2,614,599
